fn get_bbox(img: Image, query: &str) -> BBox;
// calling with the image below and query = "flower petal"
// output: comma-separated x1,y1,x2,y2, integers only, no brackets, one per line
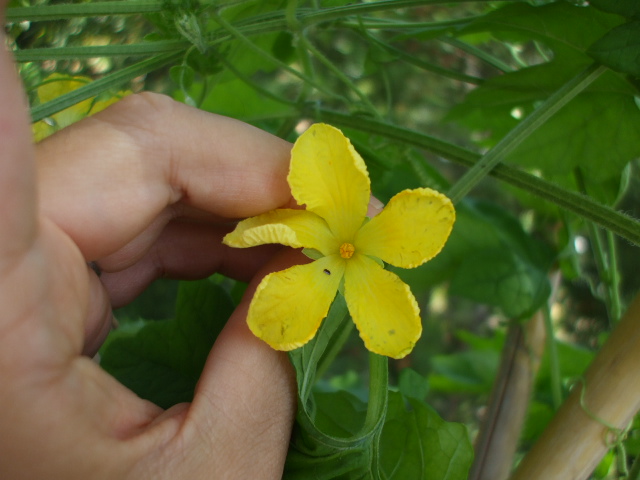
356,188,455,269
223,208,336,255
344,254,422,359
288,124,370,241
247,256,345,351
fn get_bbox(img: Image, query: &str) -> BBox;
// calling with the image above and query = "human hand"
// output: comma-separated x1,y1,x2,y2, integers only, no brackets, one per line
0,8,296,479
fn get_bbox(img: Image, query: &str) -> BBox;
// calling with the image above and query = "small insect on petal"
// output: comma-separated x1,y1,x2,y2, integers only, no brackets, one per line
323,269,331,275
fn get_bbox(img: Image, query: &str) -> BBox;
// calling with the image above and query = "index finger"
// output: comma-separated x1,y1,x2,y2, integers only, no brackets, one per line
37,93,292,259
0,18,37,268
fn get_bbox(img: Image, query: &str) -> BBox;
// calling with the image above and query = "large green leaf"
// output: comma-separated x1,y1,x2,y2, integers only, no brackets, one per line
380,392,473,480
427,330,503,396
450,247,550,319
428,348,500,395
100,277,233,408
286,389,473,480
589,20,640,77
458,2,623,60
448,2,639,194
589,0,640,18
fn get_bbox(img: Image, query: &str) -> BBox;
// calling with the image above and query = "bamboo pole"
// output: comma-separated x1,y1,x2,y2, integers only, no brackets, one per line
469,313,546,480
512,291,640,479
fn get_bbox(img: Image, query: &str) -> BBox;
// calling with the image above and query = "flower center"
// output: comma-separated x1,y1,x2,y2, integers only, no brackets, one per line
339,242,355,259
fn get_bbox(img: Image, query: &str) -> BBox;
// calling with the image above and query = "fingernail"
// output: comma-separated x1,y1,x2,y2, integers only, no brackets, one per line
368,196,384,216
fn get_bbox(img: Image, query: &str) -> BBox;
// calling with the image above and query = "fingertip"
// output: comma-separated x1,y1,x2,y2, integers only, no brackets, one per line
368,196,384,217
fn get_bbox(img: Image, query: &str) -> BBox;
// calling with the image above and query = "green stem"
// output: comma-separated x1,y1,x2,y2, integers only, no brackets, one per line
447,63,607,204
361,352,388,480
299,0,519,27
366,34,483,85
13,41,189,62
339,16,478,31
30,52,181,122
441,37,513,73
287,1,315,99
275,0,315,138
6,1,164,22
211,10,344,101
542,304,562,410
297,35,380,116
607,229,622,324
361,353,388,437
314,323,354,381
214,2,486,40
575,169,624,326
309,109,640,247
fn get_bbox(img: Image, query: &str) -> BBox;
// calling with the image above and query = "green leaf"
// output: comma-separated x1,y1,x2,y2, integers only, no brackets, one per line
186,48,224,75
589,20,640,77
396,199,554,318
208,0,288,80
286,390,473,480
588,0,640,19
170,64,195,89
312,390,369,439
535,340,595,393
100,278,233,408
513,91,640,180
397,368,430,401
380,392,473,480
289,295,350,403
198,78,294,123
429,349,500,395
285,350,387,480
521,400,555,444
450,247,551,319
447,2,639,196
427,330,504,395
458,2,624,60
271,31,295,63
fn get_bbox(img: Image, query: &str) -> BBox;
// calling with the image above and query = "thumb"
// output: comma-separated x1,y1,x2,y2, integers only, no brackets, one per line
182,249,299,477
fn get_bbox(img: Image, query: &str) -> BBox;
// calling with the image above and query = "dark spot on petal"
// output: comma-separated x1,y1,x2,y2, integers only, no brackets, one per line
388,329,396,335
323,269,331,275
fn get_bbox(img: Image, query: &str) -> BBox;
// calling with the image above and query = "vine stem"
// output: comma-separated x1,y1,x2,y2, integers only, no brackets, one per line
6,1,163,21
543,301,562,411
575,169,624,325
211,10,344,101
297,35,380,117
362,352,388,480
447,63,607,204
13,41,189,62
311,108,640,247
365,33,484,85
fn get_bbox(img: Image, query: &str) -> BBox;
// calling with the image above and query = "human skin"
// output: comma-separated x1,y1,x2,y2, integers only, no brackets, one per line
0,2,298,477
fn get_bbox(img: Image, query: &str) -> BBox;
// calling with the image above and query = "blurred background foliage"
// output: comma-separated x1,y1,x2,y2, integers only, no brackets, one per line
6,0,640,478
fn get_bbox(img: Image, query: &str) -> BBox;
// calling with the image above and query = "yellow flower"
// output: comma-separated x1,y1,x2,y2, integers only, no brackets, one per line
32,74,129,142
223,124,455,359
